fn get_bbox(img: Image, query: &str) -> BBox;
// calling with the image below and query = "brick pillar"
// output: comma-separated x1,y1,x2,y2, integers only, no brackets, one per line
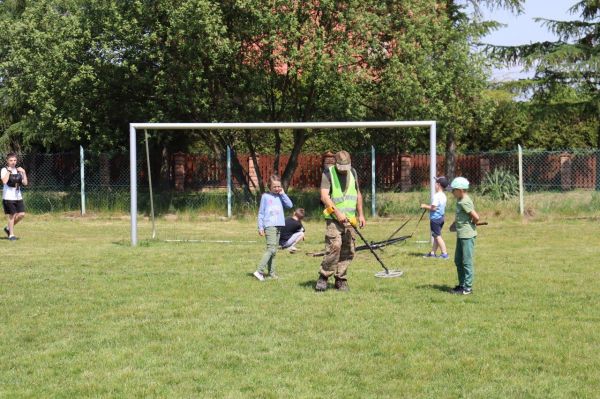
173,152,186,192
322,151,335,169
400,154,412,191
99,153,110,187
185,156,194,187
248,157,259,192
480,158,490,179
560,153,572,190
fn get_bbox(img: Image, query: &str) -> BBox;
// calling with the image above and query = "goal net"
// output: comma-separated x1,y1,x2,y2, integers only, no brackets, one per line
130,121,437,246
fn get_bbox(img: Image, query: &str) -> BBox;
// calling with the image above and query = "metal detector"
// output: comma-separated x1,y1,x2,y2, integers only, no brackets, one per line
385,208,427,242
349,224,404,278
306,235,410,257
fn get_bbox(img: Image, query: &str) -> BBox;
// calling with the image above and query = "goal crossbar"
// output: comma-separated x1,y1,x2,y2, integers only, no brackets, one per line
129,121,437,246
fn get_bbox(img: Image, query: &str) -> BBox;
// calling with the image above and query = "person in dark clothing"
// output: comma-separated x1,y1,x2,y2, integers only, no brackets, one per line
279,208,306,253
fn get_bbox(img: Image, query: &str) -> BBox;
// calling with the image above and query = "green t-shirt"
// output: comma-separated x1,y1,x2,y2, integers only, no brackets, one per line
455,195,477,239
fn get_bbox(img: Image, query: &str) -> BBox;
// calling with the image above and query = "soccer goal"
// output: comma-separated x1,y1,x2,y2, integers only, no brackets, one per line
129,121,437,246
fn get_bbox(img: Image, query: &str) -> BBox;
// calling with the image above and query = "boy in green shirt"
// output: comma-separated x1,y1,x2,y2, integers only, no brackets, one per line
449,177,480,295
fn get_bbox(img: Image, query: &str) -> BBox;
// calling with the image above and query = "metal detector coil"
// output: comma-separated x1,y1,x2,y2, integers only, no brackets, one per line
375,270,404,278
349,223,404,279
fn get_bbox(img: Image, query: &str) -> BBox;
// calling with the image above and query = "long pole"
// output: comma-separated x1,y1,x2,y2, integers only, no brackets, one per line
351,224,389,273
79,145,86,215
371,145,376,217
144,130,156,239
227,145,232,218
130,124,137,246
430,122,437,202
132,121,436,131
518,144,524,216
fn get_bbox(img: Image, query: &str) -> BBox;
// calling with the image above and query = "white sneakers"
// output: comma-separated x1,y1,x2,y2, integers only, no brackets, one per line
253,271,265,281
288,245,298,254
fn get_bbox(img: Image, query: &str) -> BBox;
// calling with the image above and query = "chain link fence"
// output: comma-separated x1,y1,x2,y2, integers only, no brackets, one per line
13,152,80,213
521,149,599,191
4,148,599,215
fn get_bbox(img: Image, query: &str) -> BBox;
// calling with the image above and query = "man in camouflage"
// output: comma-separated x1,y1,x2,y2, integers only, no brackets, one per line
315,150,366,291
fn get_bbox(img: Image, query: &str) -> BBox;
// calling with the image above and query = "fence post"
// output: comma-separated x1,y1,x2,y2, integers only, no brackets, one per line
480,157,490,178
596,150,600,191
559,152,573,191
80,145,86,215
173,152,186,191
371,145,377,217
400,154,412,192
518,145,524,216
227,145,232,218
248,157,259,192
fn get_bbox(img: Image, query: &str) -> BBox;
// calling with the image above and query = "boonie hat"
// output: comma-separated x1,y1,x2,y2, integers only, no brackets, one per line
335,151,352,172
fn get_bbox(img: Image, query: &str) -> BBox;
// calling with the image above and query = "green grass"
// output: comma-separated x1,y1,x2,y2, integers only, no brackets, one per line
1,214,599,397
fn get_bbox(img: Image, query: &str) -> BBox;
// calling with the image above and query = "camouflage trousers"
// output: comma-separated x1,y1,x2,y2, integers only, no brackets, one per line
319,219,355,280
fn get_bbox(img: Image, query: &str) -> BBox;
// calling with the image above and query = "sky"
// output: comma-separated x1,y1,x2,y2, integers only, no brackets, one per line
481,0,576,81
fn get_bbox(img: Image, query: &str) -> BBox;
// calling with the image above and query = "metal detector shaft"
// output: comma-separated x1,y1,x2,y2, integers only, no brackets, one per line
410,208,428,237
350,224,390,273
385,218,412,242
307,235,411,257
355,235,411,251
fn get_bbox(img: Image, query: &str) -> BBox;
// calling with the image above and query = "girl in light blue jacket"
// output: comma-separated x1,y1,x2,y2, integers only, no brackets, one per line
253,175,293,281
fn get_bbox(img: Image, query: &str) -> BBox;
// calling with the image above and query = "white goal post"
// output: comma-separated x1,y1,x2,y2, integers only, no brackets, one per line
129,121,437,246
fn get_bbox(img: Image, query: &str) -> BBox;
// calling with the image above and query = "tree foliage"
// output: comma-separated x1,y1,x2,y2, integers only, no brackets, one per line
13,1,598,192
490,0,599,149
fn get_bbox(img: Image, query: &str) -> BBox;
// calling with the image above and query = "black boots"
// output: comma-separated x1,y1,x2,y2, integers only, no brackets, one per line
315,275,349,292
315,275,328,291
334,278,349,291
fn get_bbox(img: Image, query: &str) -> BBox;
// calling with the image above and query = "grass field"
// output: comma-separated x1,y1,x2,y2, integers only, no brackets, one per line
1,212,599,398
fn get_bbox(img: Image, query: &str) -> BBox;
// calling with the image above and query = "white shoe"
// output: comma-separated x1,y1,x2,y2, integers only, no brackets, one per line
253,271,265,281
288,246,298,253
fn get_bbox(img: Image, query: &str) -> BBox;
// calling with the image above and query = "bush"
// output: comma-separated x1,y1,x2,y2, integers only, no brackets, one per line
479,168,519,201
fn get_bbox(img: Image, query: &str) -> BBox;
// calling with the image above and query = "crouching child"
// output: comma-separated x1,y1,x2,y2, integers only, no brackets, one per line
279,208,306,253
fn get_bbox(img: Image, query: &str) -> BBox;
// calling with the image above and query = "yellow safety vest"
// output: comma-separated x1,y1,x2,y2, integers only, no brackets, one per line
324,166,358,219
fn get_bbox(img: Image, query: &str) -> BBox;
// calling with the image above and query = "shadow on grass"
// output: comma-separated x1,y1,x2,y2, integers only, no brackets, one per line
406,251,454,261
416,284,454,293
299,279,334,290
298,280,316,288
407,251,429,257
112,239,159,247
247,272,285,282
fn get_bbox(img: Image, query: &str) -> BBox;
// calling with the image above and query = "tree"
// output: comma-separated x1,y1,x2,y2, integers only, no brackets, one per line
491,0,599,185
216,0,379,190
0,0,531,195
358,1,523,178
438,0,524,177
